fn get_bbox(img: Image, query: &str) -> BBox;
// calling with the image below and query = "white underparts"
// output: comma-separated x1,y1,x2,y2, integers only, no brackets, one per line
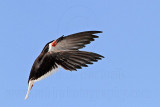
35,66,59,82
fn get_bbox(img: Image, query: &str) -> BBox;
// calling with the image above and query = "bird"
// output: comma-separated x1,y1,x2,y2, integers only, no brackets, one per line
25,31,104,100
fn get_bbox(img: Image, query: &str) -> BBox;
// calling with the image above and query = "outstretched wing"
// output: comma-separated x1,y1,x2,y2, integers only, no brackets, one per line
30,50,103,82
42,51,104,71
49,31,102,51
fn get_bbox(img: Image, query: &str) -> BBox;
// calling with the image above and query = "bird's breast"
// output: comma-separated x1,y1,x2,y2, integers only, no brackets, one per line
35,67,59,82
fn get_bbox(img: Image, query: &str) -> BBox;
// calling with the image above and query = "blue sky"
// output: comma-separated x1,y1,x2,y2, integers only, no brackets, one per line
0,0,160,107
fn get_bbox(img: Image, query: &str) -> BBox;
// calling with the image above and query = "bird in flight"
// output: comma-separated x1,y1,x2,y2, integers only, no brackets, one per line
25,31,104,99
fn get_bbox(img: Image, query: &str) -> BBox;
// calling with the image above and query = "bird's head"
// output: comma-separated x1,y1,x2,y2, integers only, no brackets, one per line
25,80,35,100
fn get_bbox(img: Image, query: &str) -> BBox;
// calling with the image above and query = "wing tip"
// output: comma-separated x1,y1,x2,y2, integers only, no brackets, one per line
96,31,103,33
86,30,103,34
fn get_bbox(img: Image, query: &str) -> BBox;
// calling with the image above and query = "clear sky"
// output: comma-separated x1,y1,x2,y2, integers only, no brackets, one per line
0,0,160,107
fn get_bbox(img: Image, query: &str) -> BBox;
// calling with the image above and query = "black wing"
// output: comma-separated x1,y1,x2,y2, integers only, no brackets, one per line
50,31,102,51
29,50,104,81
46,51,104,71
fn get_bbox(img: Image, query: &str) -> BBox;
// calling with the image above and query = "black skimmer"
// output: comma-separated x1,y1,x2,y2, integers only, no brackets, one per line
25,31,104,99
